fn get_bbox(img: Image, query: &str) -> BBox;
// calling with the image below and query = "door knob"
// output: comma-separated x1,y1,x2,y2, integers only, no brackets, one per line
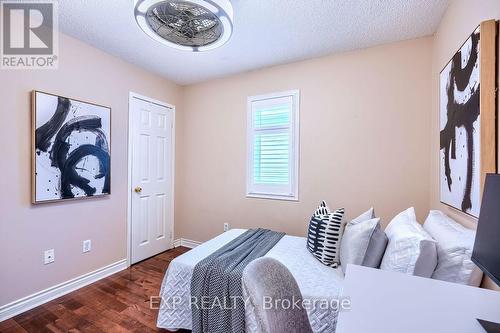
134,186,142,193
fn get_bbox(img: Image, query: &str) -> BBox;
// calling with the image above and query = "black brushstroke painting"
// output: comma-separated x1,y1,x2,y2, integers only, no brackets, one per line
440,27,480,217
35,97,71,152
60,144,110,198
33,91,111,203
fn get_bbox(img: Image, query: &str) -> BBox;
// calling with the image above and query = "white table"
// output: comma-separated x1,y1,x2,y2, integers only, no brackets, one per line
336,265,500,333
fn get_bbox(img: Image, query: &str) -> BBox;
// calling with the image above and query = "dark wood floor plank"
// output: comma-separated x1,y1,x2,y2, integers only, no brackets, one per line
0,319,29,333
0,247,191,333
71,305,125,332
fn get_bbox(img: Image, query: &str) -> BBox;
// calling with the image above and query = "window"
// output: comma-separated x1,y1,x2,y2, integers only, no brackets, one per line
246,90,299,200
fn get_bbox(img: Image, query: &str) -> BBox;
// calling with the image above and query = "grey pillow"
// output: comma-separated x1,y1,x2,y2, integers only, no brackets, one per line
351,207,375,224
340,211,388,274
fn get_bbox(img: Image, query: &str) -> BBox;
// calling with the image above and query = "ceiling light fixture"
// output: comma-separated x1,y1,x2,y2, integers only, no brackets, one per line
134,0,233,52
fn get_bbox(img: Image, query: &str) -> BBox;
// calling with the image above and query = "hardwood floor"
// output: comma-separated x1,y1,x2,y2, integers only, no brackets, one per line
0,247,191,333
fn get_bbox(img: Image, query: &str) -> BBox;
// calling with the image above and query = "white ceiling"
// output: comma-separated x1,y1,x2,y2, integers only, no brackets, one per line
59,0,449,85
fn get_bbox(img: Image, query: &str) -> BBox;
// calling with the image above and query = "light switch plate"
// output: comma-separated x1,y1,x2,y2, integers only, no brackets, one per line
224,223,229,232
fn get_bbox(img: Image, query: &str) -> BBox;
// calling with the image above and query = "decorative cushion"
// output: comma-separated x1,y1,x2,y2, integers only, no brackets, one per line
306,201,345,268
351,207,375,224
363,222,389,268
380,208,437,277
340,209,388,274
423,210,483,286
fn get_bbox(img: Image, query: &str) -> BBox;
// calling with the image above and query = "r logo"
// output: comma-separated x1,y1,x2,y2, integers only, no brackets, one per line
2,2,53,54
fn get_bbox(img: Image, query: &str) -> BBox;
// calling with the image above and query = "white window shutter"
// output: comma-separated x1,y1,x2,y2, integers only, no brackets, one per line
246,90,299,200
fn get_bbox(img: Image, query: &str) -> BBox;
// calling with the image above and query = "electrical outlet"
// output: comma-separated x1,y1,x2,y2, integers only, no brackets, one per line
82,239,91,253
224,223,229,232
44,249,55,265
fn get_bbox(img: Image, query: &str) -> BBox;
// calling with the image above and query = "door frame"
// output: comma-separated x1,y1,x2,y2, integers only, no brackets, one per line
127,91,176,267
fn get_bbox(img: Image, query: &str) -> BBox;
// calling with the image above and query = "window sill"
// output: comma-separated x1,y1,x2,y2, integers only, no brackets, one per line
246,193,299,202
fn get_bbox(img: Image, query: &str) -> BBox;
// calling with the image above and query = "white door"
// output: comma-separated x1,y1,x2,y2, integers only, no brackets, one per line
130,96,174,264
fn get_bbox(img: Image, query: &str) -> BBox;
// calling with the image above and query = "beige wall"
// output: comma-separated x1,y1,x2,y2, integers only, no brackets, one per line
429,0,500,290
175,37,433,242
0,33,182,306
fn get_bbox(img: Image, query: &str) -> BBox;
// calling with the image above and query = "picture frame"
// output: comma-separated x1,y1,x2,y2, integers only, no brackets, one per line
32,90,112,204
439,20,497,218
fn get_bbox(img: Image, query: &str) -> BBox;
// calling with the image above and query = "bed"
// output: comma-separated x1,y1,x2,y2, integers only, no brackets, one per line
157,229,345,333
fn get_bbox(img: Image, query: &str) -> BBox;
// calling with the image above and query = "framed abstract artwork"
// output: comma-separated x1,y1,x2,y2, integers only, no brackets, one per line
32,91,111,203
439,21,497,218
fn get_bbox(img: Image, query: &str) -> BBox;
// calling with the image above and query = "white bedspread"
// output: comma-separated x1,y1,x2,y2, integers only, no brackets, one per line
157,229,344,333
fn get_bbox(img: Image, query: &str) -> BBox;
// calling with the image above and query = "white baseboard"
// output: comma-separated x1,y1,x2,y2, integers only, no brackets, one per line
181,238,202,248
173,238,181,248
0,259,127,322
173,238,202,249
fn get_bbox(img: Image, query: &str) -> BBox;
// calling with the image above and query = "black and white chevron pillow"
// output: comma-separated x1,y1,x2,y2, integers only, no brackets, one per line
306,201,345,268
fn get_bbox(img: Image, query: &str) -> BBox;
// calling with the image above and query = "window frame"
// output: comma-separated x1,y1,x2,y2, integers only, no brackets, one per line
246,89,300,201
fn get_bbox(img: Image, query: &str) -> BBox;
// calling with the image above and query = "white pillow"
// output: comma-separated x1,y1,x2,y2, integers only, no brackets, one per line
423,210,483,286
380,208,437,277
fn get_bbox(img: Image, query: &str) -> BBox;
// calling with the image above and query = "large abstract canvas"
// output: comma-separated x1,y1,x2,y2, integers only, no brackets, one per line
439,27,480,217
32,91,111,203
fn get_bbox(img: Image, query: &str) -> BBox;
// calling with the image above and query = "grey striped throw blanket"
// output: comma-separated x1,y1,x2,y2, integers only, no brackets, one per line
191,228,285,333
